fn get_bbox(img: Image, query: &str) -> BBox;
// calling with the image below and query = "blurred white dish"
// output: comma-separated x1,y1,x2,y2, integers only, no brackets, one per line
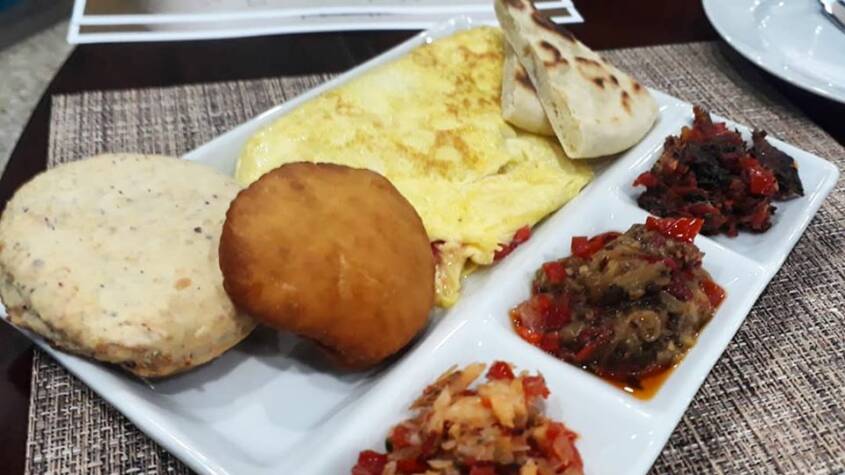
704,0,845,104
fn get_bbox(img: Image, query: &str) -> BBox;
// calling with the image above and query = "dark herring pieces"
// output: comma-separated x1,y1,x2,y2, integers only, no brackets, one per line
634,106,804,237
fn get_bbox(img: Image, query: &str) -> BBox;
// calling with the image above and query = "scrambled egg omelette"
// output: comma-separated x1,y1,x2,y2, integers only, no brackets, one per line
236,27,592,307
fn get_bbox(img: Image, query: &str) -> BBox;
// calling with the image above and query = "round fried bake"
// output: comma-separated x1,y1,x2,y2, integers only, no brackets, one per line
219,163,435,369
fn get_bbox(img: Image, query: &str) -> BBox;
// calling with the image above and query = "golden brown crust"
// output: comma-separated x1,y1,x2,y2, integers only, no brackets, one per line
219,163,435,369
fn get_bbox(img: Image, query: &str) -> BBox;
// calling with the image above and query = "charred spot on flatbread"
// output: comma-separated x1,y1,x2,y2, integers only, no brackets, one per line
530,11,576,42
621,91,632,113
575,56,602,67
515,66,536,90
539,40,567,66
633,81,644,93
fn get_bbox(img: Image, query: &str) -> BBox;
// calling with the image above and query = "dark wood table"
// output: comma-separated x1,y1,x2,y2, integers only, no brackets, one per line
1,1,842,473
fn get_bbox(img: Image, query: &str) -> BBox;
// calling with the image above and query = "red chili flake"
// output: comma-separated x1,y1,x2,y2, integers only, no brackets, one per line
741,156,778,196
571,232,620,258
516,325,542,345
525,292,571,331
533,293,553,316
545,421,580,449
750,168,777,196
389,425,414,450
429,240,444,262
419,433,438,458
570,236,591,257
468,465,497,475
750,203,772,230
544,294,571,330
688,202,720,218
667,275,693,301
711,121,730,136
487,361,515,380
700,279,726,308
633,171,659,188
544,422,583,469
603,231,622,242
574,327,611,363
513,318,543,345
661,258,679,271
480,396,492,409
351,450,388,475
522,375,550,400
494,226,532,261
542,261,567,284
640,254,661,264
645,216,704,243
494,245,513,262
540,333,560,353
513,225,532,243
396,459,428,474
574,342,598,362
545,421,565,440
650,232,667,247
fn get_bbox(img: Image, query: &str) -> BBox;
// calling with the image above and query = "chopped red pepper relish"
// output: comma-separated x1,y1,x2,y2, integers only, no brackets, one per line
511,221,724,395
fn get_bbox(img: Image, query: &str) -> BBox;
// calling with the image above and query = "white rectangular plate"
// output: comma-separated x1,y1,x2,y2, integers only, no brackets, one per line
2,15,839,475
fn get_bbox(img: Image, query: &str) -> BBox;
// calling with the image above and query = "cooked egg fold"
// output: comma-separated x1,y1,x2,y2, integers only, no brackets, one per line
236,27,592,307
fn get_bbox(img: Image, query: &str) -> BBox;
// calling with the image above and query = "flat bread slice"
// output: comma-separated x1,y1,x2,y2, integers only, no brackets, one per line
495,0,659,158
501,42,554,136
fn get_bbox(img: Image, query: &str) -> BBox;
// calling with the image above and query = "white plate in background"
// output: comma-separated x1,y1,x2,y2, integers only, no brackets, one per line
67,0,581,43
704,0,845,104
2,15,839,475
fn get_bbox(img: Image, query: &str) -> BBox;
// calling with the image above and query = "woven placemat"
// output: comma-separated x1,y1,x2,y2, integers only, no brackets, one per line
25,41,844,474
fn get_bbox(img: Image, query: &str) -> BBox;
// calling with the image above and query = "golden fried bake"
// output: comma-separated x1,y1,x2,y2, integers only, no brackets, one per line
219,163,435,369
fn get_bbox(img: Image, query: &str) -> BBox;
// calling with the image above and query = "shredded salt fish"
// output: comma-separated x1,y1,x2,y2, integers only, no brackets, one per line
351,362,584,475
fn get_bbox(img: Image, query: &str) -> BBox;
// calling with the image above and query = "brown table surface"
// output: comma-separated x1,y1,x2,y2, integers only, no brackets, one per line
1,1,843,473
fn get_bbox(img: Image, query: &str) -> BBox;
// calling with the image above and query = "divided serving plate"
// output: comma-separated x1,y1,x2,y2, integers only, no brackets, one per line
1,15,838,475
